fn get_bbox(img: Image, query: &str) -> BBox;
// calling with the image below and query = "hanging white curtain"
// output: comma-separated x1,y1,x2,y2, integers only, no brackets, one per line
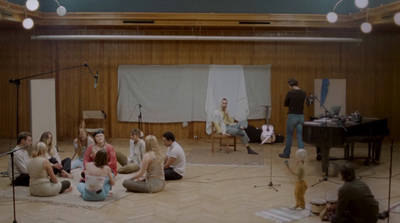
117,64,272,133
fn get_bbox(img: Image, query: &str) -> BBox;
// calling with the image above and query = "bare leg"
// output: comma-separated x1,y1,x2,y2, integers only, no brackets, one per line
60,169,73,179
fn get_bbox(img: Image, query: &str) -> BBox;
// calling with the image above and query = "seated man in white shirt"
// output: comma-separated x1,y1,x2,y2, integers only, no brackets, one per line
116,128,145,174
213,98,258,155
8,132,32,186
163,132,186,181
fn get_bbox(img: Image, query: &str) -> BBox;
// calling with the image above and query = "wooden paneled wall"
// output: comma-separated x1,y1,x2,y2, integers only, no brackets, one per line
1,29,399,142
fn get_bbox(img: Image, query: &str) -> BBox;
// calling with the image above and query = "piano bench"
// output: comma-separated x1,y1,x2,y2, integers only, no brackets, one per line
345,136,385,165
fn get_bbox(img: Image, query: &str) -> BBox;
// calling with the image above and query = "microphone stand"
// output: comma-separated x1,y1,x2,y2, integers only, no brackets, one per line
138,104,143,136
378,139,394,221
254,107,280,191
7,63,95,222
8,62,97,136
309,95,347,132
307,95,342,187
254,131,280,192
0,146,26,223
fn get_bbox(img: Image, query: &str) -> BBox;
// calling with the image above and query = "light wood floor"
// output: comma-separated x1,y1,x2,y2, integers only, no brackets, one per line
0,138,399,223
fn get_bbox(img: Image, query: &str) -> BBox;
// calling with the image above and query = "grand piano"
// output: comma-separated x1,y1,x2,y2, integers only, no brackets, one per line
303,117,389,177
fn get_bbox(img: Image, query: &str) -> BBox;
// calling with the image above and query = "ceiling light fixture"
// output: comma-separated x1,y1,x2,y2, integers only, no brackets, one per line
22,7,34,29
394,12,400,26
22,17,34,29
355,0,369,9
326,0,344,23
360,11,372,33
326,12,338,23
30,35,363,43
26,0,39,11
54,0,67,16
360,22,372,33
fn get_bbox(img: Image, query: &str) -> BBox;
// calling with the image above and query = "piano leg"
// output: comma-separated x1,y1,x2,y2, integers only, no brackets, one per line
311,145,341,187
373,137,384,162
316,147,321,161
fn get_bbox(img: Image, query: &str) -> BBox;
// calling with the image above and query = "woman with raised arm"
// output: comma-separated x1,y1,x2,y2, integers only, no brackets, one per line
71,128,94,169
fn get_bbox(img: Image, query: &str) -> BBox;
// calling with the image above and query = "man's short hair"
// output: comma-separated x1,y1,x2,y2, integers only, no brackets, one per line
17,132,31,144
162,131,175,142
131,128,141,136
288,78,298,87
339,163,356,182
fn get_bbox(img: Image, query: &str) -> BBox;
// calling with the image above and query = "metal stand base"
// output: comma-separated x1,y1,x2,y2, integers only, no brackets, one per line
254,131,281,192
311,175,340,187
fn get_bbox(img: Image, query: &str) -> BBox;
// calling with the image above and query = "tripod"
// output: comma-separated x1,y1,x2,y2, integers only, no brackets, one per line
311,174,340,187
0,146,27,223
254,130,280,192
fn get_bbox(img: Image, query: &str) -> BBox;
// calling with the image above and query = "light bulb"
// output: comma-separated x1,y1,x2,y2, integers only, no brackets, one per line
326,12,338,23
355,0,368,9
57,6,67,16
360,22,372,33
394,12,400,26
22,18,34,29
26,0,39,11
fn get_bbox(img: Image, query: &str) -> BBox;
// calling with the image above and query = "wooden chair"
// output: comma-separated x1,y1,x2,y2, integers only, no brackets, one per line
82,110,107,134
211,122,237,153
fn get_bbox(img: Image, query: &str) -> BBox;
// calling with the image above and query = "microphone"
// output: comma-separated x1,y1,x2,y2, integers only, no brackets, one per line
84,61,98,88
306,93,314,106
94,70,98,89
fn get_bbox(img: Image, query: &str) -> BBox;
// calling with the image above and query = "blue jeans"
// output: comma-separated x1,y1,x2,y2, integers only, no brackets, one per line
78,175,113,201
226,120,250,145
71,158,83,169
283,114,304,156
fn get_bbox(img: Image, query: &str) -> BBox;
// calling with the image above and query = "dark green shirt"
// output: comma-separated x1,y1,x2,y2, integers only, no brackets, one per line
336,179,379,223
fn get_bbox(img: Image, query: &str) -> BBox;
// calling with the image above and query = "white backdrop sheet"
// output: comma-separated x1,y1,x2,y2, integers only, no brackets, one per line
205,65,248,134
117,65,271,128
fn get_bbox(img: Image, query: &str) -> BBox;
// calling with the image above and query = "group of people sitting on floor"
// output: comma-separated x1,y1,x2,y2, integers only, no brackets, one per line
8,127,186,201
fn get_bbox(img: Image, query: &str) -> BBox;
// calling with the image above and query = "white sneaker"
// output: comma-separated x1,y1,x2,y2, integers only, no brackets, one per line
296,207,304,211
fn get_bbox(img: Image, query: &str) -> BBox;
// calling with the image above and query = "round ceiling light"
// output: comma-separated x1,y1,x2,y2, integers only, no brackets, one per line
57,6,67,16
394,12,400,26
326,12,338,23
360,22,372,33
355,0,369,9
26,0,39,11
22,18,34,29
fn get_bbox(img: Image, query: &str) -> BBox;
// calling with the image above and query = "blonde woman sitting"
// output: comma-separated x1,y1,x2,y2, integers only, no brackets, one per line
122,135,165,193
78,149,115,201
27,142,72,197
40,131,72,178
